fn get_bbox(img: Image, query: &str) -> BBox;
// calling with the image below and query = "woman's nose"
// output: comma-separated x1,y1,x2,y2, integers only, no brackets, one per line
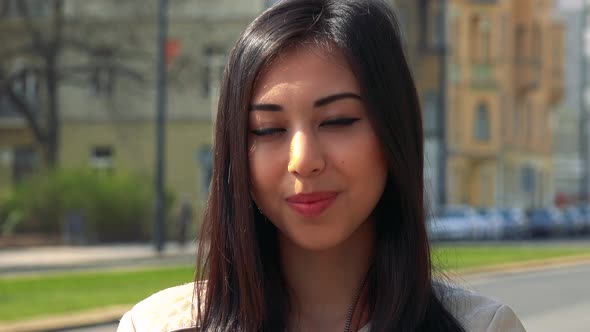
287,131,326,177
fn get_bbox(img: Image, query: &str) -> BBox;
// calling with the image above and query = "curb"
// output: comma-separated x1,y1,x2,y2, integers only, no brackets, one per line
3,255,590,332
456,253,590,278
0,306,129,332
0,255,195,278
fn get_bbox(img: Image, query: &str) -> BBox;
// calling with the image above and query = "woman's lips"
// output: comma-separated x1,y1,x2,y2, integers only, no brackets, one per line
286,192,338,217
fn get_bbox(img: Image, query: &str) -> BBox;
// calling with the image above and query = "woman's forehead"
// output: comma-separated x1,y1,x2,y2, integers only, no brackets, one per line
251,45,359,104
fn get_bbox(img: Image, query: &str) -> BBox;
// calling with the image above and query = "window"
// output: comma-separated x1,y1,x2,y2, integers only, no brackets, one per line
500,15,508,60
13,146,37,183
469,15,480,62
520,165,536,194
422,91,438,134
418,0,445,50
197,146,213,195
90,67,115,97
90,48,116,97
428,1,444,48
90,146,114,171
202,47,225,98
473,103,490,141
0,0,49,18
469,14,491,63
480,19,491,63
515,25,526,62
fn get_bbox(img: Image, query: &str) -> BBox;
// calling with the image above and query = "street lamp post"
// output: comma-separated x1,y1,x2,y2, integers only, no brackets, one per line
438,0,448,208
580,1,590,203
154,0,169,253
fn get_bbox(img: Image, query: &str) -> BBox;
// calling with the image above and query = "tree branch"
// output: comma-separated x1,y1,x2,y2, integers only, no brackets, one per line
14,0,45,54
5,86,46,143
59,64,147,85
51,0,64,53
0,65,44,93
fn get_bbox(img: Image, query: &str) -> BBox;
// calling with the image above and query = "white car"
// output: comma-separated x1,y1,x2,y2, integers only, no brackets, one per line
428,206,483,241
477,208,505,240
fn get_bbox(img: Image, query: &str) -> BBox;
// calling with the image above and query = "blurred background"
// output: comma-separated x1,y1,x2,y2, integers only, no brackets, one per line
1,0,590,331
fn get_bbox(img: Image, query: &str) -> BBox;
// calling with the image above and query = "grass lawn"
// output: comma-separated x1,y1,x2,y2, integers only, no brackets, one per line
0,265,195,322
2,245,590,322
432,244,590,271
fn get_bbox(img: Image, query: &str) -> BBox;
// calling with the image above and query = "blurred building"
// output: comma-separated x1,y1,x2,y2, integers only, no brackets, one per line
0,1,48,191
1,0,566,217
554,0,588,206
498,0,564,208
389,0,447,212
0,0,271,227
57,0,263,212
397,0,564,209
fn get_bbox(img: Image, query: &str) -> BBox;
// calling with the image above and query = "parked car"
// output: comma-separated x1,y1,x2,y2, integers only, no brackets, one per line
428,206,482,241
499,207,528,239
562,207,585,236
526,208,565,237
476,208,504,240
576,204,590,234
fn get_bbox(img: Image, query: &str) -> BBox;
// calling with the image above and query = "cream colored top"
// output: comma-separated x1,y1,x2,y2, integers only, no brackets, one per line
117,282,526,332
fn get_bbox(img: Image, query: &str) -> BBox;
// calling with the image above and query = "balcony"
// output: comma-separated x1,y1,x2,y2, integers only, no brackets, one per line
470,63,497,89
513,58,539,95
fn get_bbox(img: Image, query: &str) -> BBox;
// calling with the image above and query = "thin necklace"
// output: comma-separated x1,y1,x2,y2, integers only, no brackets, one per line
343,268,370,332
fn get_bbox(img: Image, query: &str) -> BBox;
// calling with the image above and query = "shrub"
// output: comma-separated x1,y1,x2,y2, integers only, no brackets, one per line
0,168,176,243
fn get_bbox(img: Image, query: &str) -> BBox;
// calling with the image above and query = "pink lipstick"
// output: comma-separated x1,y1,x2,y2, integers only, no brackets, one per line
286,192,338,217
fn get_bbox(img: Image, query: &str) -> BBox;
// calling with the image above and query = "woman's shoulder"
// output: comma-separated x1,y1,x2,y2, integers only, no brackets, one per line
117,282,199,332
434,281,526,332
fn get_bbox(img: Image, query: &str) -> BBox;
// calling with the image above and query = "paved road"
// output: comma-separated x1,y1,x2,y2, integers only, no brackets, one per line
466,263,590,332
57,322,118,332
67,263,590,332
0,243,197,277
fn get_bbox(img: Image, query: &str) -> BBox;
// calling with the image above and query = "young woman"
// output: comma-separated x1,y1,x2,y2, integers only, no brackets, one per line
118,0,526,331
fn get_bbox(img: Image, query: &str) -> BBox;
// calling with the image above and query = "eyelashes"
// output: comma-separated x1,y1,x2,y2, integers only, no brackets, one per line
250,127,286,136
250,118,360,137
320,117,360,127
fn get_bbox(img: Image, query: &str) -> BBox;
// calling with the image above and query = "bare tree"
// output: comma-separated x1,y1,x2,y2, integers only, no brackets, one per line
0,0,147,167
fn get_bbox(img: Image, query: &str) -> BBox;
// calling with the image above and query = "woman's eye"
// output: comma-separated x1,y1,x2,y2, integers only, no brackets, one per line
250,128,286,136
320,118,360,127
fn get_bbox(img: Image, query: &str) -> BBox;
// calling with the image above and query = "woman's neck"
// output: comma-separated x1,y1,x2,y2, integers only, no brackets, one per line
280,219,375,332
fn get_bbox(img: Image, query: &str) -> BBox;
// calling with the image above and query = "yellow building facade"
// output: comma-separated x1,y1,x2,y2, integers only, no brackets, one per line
396,0,563,208
448,0,563,207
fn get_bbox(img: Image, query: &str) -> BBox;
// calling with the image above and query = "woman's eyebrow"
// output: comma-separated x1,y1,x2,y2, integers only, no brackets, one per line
249,92,362,112
249,104,282,112
314,92,362,107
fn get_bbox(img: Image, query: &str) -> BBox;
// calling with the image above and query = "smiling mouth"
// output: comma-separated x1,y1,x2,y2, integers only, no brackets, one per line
286,192,338,217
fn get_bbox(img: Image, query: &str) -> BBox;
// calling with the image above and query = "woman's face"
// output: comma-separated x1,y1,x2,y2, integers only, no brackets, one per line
248,46,388,251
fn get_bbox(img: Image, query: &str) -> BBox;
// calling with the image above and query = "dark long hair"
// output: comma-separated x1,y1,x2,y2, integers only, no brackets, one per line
195,0,465,331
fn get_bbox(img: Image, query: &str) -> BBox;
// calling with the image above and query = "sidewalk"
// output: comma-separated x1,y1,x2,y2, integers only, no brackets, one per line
0,242,197,277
